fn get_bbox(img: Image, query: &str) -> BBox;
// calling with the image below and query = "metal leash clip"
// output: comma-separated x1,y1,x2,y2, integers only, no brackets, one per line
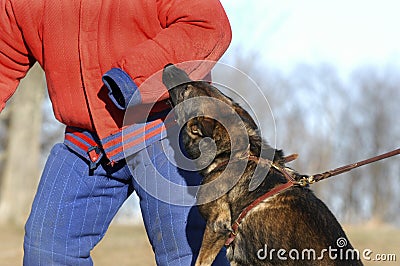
298,175,315,187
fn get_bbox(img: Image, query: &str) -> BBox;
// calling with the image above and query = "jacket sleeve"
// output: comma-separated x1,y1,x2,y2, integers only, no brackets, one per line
0,0,33,112
103,0,231,110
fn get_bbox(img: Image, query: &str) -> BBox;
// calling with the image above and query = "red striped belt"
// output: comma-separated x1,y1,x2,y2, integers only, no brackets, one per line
64,111,176,169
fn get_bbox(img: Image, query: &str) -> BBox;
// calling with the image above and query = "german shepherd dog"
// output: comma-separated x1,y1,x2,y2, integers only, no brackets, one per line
162,64,362,266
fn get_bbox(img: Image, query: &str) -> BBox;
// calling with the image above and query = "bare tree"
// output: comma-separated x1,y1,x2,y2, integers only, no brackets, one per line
347,67,400,223
0,63,45,225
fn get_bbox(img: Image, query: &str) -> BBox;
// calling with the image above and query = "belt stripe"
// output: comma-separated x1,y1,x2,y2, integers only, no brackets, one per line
63,115,177,166
102,120,161,151
65,128,98,147
65,134,90,151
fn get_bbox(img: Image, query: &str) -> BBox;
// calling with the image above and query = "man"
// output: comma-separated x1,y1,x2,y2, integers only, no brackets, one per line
0,0,231,265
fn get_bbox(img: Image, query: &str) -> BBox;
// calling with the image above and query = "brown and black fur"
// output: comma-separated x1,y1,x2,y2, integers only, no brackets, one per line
162,64,363,266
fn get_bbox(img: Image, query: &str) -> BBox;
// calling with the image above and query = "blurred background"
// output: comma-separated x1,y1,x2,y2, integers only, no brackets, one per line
218,0,400,226
1,0,399,265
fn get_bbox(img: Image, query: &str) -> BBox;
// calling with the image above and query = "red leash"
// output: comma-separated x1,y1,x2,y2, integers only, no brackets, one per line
299,147,400,186
225,147,400,246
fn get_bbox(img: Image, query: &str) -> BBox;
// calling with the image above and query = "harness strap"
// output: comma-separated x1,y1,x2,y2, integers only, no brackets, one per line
225,180,295,246
225,160,297,246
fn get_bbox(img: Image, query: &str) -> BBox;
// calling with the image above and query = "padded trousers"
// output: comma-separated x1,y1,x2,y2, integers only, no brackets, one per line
23,138,229,265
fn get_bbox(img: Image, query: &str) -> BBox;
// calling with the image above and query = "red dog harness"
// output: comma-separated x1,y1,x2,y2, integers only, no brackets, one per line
224,148,400,246
224,157,298,246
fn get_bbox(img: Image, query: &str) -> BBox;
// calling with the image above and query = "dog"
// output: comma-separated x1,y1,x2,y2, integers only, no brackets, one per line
162,64,363,266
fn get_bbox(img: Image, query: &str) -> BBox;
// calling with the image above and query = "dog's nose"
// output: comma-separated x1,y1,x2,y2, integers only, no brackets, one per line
162,64,192,90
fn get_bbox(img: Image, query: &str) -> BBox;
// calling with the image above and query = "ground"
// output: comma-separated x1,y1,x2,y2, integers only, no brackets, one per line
0,222,155,266
1,222,398,265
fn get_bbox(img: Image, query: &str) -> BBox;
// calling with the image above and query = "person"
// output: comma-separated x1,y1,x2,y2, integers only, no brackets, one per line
0,0,232,265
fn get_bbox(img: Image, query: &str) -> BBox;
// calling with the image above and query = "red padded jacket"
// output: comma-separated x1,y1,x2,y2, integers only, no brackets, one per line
0,0,231,161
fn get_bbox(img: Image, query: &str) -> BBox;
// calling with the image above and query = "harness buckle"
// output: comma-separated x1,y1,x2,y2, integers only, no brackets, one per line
88,146,102,170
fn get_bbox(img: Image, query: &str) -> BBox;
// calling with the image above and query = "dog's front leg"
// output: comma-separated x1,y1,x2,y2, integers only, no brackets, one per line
195,201,231,266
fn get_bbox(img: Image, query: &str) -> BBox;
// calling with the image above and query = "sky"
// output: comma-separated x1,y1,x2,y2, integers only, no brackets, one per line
220,0,400,76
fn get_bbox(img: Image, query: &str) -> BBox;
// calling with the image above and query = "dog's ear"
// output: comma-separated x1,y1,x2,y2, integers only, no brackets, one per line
248,147,277,191
162,64,192,90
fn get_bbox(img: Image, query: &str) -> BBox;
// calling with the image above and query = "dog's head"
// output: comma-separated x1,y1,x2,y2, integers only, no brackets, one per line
162,64,262,172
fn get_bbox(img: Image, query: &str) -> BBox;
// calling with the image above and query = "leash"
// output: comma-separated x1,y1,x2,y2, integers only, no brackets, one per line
298,147,400,186
224,147,400,246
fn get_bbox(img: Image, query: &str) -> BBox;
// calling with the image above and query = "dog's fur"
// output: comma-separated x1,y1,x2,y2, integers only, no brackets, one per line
162,65,363,266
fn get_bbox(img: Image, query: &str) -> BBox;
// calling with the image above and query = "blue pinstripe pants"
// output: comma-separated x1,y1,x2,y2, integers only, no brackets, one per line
23,139,229,265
